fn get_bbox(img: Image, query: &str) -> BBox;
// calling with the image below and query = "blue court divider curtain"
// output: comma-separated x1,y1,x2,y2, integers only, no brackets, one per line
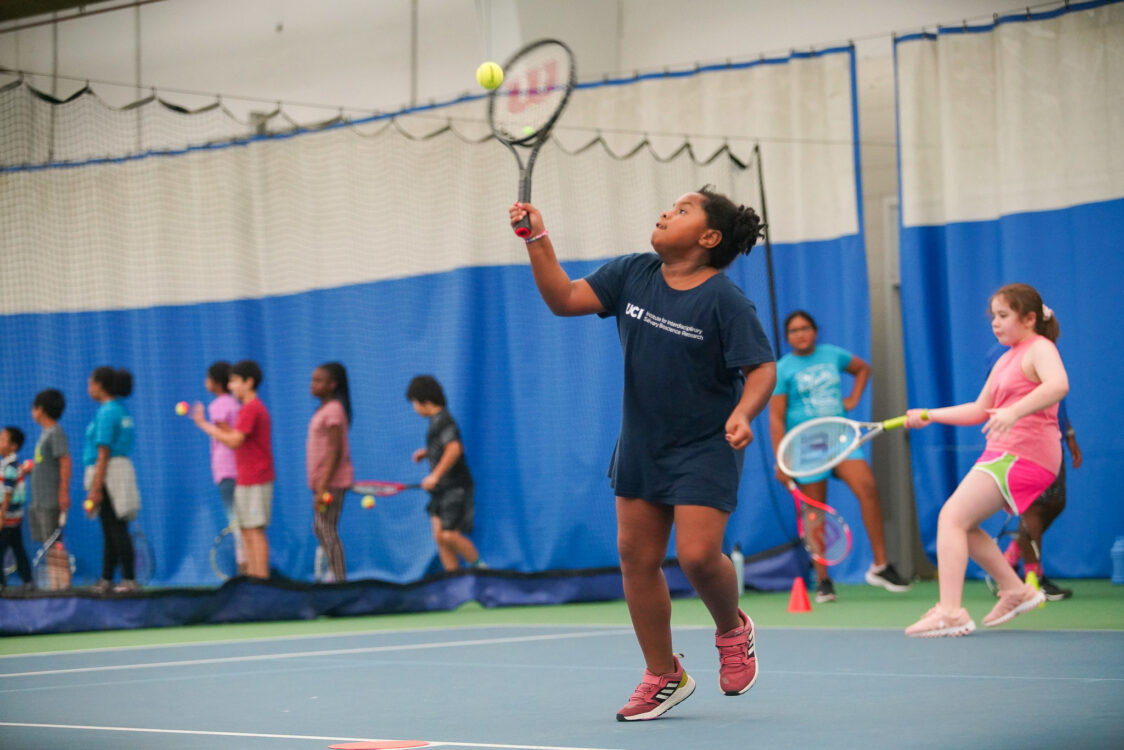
0,47,868,587
895,1,1124,576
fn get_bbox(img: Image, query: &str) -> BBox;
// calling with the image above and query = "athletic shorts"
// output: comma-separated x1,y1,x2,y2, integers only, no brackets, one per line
426,485,474,533
971,450,1056,515
794,444,871,486
234,482,273,528
28,506,61,542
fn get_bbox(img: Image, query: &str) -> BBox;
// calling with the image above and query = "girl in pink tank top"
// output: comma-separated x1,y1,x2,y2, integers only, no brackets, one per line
902,284,1069,638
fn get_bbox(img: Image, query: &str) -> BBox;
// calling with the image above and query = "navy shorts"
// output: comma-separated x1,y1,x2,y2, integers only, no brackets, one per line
426,485,475,533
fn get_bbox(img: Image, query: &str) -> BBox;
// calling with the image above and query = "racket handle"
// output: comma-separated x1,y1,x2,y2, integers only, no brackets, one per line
513,213,532,238
886,409,929,431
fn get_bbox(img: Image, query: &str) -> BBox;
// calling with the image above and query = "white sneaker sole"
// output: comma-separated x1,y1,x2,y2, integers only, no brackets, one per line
984,589,1046,627
616,674,696,721
906,618,977,638
865,571,912,593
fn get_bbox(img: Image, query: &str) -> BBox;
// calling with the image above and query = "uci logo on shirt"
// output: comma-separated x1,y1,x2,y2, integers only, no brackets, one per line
625,303,645,320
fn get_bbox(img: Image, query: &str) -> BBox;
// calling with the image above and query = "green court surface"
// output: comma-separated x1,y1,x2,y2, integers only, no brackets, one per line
4,579,1122,656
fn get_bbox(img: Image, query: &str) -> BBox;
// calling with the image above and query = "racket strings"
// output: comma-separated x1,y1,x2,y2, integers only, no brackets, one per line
353,482,404,497
801,505,849,564
491,47,573,140
781,420,859,475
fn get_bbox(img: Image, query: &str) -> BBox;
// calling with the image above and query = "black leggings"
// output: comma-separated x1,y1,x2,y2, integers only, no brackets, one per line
99,489,135,581
0,525,32,584
1017,463,1067,565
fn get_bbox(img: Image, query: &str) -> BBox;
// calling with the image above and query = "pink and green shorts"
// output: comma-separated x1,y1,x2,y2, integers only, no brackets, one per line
971,450,1057,515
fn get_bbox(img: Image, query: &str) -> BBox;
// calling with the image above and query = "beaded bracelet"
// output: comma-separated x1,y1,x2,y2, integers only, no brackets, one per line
524,229,549,244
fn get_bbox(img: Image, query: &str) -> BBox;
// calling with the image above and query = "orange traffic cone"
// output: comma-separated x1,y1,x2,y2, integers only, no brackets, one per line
788,576,812,613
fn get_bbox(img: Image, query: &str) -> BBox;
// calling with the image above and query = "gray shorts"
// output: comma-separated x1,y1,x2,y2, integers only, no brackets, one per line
426,484,475,533
234,482,273,528
28,506,62,542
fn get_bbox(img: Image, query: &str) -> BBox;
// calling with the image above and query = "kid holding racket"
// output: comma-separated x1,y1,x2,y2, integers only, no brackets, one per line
307,362,354,581
905,283,1066,637
28,389,72,590
510,187,776,721
769,310,911,602
190,362,243,574
192,360,274,579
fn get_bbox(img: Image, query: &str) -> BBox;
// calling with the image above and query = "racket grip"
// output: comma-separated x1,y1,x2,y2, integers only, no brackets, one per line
513,214,532,238
883,415,908,430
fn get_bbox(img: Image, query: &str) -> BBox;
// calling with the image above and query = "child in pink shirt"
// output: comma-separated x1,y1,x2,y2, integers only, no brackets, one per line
192,362,243,573
307,362,354,582
904,283,1068,638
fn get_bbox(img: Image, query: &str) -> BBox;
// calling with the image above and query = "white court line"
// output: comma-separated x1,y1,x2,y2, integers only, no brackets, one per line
0,622,640,660
765,668,1124,683
0,629,630,679
7,623,1114,661
0,722,625,750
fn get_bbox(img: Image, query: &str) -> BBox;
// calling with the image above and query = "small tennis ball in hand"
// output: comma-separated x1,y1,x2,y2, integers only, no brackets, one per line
175,401,189,416
83,499,95,512
476,61,503,90
361,496,376,509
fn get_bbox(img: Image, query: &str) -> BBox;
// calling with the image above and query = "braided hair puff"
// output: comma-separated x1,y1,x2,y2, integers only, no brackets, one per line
697,185,766,269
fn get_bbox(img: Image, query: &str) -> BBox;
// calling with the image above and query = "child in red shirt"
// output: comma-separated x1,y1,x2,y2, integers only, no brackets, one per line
192,360,274,578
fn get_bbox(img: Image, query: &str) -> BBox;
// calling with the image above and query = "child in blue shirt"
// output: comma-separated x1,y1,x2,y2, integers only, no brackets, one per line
769,310,911,603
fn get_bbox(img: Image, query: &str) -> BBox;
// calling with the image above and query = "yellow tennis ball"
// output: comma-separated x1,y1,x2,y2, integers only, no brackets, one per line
476,61,503,90
83,499,95,511
361,496,376,509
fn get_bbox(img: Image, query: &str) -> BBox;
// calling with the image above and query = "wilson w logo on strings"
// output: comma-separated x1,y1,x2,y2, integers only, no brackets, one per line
506,60,560,113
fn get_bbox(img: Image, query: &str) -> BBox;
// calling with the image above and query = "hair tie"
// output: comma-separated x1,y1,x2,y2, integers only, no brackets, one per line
1042,304,1054,321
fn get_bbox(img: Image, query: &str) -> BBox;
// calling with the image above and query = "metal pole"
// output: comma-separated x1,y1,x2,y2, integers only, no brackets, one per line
755,143,782,358
409,0,418,108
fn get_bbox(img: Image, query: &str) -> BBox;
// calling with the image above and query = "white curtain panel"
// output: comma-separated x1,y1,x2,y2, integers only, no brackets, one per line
896,3,1124,228
0,49,858,314
420,49,860,246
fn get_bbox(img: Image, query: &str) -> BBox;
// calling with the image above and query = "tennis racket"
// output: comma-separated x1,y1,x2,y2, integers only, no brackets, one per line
31,511,73,590
985,513,1039,595
488,38,576,238
787,482,852,566
776,410,924,479
210,525,241,581
350,480,422,498
314,545,333,583
131,527,154,585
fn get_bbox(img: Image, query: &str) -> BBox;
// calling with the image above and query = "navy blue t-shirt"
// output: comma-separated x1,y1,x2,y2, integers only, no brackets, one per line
585,253,775,510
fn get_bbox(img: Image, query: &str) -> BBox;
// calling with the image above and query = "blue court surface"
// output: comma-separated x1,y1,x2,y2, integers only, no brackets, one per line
2,624,1122,749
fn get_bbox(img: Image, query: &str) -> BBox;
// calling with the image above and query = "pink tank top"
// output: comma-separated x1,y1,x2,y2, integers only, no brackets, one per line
986,335,1061,472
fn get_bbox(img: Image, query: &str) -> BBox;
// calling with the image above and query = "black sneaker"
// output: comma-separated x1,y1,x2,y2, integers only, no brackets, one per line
1039,576,1072,601
815,578,836,603
866,563,912,592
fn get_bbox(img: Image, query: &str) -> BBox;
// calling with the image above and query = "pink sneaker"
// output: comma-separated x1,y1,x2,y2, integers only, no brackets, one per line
983,583,1046,627
905,605,976,638
715,609,758,695
615,655,695,722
